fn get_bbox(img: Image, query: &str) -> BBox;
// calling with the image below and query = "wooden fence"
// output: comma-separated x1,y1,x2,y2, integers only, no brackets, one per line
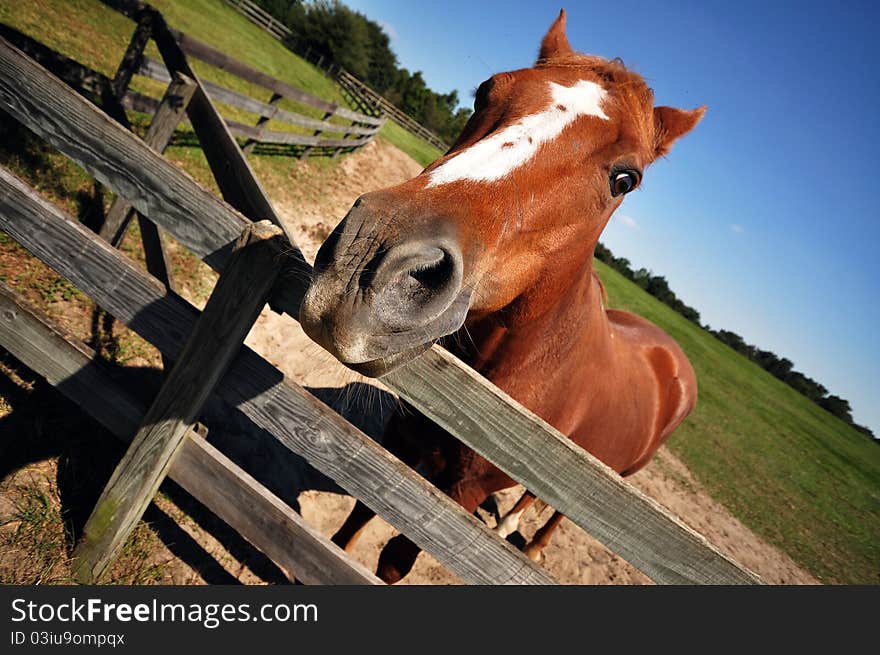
0,0,762,585
1,15,382,161
334,69,449,151
225,0,450,151
225,0,291,41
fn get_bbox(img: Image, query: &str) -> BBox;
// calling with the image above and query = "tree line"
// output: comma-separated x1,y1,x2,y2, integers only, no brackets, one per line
254,0,472,143
594,242,875,440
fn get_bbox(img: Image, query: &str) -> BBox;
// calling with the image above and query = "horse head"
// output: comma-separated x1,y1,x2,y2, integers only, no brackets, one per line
300,10,704,376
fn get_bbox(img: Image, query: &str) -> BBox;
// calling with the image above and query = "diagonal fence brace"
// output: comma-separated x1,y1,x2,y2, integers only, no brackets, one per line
98,72,197,253
72,220,289,583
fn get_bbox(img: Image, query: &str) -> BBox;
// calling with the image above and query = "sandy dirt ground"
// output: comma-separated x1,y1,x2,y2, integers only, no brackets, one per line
239,139,818,585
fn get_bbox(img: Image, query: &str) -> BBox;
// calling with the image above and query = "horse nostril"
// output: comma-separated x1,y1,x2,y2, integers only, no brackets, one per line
372,242,463,331
405,247,451,291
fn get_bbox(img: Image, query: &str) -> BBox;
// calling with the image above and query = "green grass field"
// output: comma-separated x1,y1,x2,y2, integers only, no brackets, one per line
596,260,880,583
0,0,876,584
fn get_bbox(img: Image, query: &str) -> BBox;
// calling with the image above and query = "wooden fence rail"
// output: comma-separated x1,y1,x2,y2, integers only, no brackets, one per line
0,13,381,160
0,26,760,585
0,162,552,585
72,221,290,584
225,0,291,41
0,282,381,585
334,70,449,151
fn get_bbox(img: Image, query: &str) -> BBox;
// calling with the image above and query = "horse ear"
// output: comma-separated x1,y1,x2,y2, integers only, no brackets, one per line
653,105,706,157
538,9,574,63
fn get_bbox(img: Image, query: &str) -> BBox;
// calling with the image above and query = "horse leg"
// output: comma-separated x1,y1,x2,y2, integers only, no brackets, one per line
376,480,489,584
331,499,377,553
494,490,536,538
523,510,564,562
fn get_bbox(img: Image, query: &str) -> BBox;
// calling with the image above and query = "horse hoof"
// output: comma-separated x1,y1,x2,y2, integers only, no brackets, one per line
377,563,405,585
524,546,545,563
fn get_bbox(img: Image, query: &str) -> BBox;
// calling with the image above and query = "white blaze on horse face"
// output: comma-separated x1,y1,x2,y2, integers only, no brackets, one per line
426,80,609,188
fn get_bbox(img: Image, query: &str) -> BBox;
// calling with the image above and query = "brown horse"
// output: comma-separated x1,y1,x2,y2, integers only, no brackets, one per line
300,10,703,583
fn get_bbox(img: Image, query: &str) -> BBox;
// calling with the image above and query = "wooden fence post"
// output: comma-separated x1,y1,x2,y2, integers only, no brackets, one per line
72,221,288,583
146,11,295,247
111,10,153,99
98,73,197,260
300,109,333,159
0,279,381,585
242,91,282,156
334,121,359,158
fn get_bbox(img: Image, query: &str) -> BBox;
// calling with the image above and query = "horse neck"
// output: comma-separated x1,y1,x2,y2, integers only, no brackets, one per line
455,254,613,377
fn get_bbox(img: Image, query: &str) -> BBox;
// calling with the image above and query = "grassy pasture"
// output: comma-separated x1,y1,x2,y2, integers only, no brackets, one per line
596,260,880,583
0,0,875,584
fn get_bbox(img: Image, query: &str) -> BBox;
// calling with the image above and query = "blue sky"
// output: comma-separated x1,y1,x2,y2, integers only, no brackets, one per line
345,0,880,435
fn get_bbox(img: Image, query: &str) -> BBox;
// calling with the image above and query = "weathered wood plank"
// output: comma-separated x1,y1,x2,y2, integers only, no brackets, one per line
0,36,249,270
72,221,287,583
0,283,380,585
99,73,197,255
0,166,554,585
225,119,370,148
385,353,761,584
111,10,153,99
0,39,759,583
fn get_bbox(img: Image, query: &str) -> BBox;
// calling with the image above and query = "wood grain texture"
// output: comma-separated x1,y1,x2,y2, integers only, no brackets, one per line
72,221,286,583
0,283,380,585
385,353,761,584
0,33,759,583
0,36,249,269
0,166,553,585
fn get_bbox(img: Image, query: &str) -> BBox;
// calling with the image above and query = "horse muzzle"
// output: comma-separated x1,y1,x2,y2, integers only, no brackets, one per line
299,195,471,377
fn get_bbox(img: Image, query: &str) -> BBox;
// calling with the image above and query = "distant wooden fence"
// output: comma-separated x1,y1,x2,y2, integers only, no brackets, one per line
131,29,385,157
225,0,291,41
334,70,449,151
1,16,382,160
0,0,762,585
225,0,450,151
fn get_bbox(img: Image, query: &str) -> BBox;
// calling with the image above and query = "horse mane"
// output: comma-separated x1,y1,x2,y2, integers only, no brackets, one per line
536,53,642,86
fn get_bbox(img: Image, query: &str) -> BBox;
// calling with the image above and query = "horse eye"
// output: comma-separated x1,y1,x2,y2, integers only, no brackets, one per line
610,170,640,197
